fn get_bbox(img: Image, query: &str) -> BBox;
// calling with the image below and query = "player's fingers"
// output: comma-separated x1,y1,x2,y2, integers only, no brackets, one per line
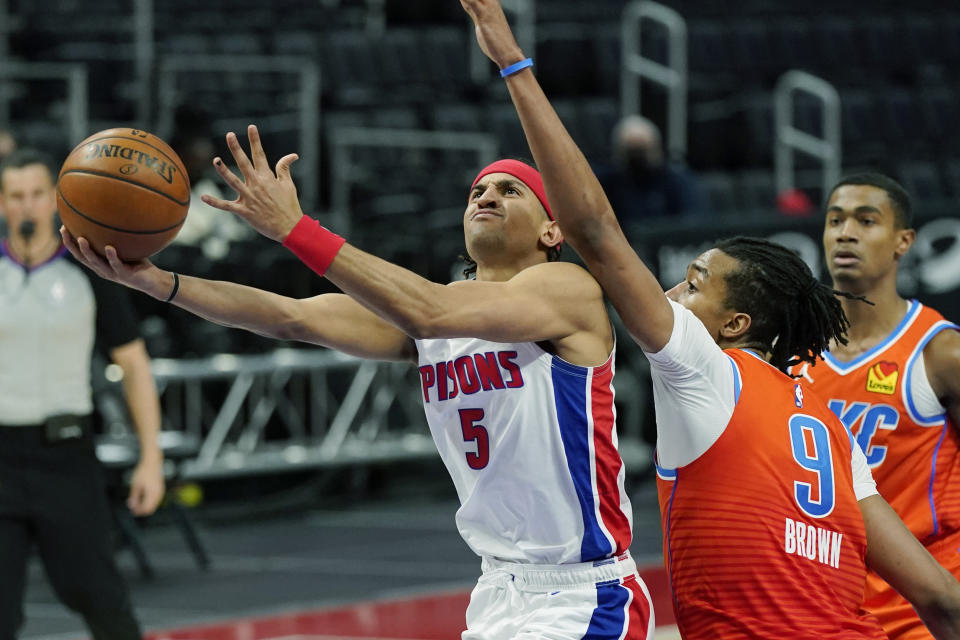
103,246,125,273
75,236,100,264
224,131,256,178
60,232,87,264
74,237,113,276
212,157,248,195
60,225,79,252
200,193,244,214
275,154,299,182
247,124,270,174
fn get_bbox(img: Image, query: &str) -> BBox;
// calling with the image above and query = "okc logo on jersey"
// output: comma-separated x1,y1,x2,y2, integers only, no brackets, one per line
418,351,524,403
866,361,899,395
828,399,900,468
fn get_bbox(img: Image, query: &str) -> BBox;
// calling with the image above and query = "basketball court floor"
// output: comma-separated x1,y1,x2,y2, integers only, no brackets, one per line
19,468,677,640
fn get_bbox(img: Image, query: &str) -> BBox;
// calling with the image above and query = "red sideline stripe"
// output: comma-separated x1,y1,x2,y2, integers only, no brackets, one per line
146,566,673,640
591,360,632,554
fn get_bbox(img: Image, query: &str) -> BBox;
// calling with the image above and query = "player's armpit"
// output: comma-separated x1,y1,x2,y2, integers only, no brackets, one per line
923,329,960,425
570,219,676,354
861,495,960,638
294,294,416,362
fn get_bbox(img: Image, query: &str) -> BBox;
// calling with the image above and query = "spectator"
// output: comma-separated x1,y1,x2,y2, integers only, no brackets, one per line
596,115,707,223
169,108,251,258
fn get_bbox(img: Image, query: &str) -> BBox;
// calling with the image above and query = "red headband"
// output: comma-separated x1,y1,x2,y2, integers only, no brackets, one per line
472,159,554,221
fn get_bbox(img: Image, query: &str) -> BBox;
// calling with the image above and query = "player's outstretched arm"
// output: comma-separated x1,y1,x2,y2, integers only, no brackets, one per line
460,0,674,352
860,495,960,637
60,227,415,362
327,246,606,349
200,125,609,354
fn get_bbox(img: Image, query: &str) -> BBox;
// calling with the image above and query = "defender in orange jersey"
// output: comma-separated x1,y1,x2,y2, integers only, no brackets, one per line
459,0,960,636
796,174,960,639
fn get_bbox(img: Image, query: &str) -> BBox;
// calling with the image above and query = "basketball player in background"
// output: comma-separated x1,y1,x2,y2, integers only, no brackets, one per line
457,0,960,637
64,144,654,636
0,149,163,640
794,174,960,639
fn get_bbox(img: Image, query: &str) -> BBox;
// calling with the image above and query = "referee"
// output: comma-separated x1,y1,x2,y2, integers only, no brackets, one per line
0,149,164,639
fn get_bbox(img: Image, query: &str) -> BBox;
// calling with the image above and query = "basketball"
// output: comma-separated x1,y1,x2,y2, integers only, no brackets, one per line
56,128,190,261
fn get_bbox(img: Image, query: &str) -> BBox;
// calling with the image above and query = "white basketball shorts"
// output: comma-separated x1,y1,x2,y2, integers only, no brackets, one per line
463,551,654,640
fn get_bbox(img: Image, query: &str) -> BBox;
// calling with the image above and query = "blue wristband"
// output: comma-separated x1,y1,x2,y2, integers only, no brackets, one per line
499,58,534,78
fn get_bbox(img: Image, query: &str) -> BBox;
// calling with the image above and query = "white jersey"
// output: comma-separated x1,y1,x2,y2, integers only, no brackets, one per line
415,337,632,565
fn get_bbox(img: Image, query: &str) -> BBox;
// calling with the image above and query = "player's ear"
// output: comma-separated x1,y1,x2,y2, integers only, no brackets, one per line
893,227,915,260
720,311,752,342
540,219,562,250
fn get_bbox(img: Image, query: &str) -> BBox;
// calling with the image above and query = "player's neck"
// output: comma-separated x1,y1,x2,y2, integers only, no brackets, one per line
835,277,907,348
7,230,60,268
474,254,542,282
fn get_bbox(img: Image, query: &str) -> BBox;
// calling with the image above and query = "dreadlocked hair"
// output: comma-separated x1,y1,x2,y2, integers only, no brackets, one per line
460,244,562,279
714,236,871,374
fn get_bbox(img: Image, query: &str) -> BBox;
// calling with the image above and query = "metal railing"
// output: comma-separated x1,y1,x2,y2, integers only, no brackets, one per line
0,62,89,145
774,70,841,200
150,349,435,480
469,0,536,83
327,126,498,236
0,0,14,127
155,55,321,214
133,0,154,125
620,0,687,159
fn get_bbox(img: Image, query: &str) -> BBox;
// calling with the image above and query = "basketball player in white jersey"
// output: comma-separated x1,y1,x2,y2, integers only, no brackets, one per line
63,140,655,635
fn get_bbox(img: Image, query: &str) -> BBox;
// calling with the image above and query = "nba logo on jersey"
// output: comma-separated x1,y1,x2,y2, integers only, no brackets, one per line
794,384,803,408
866,361,898,395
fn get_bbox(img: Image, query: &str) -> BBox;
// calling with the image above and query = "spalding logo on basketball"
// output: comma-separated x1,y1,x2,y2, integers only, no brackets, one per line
57,128,190,261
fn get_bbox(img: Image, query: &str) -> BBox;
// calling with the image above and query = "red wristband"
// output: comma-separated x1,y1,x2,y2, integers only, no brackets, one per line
281,215,346,277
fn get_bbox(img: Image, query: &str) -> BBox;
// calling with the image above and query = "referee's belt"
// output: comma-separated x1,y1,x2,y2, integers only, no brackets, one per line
0,414,93,441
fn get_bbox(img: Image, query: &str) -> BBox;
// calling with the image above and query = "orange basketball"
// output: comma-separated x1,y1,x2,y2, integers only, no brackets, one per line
57,128,190,261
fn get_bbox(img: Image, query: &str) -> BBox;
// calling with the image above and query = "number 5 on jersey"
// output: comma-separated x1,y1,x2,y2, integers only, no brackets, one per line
459,408,489,469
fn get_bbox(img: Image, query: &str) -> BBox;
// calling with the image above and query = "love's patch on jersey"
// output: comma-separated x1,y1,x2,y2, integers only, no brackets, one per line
866,361,898,395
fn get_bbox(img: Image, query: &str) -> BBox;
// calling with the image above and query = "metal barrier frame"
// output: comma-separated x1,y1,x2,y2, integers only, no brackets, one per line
0,0,21,127
774,70,841,200
327,126,498,236
620,0,687,159
133,0,154,126
155,55,321,214
150,349,435,480
0,62,89,145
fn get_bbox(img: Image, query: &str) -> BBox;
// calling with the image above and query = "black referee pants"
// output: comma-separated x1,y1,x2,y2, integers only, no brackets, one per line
0,425,142,640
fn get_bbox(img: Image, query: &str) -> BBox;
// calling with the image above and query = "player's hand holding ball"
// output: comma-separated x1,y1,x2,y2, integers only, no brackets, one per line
200,124,304,243
60,226,168,298
57,128,190,261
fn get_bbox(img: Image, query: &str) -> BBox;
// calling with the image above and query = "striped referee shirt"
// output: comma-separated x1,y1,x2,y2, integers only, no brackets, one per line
0,241,139,425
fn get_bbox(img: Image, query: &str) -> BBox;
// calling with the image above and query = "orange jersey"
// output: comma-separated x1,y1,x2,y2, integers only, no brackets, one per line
657,349,885,639
798,300,960,639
